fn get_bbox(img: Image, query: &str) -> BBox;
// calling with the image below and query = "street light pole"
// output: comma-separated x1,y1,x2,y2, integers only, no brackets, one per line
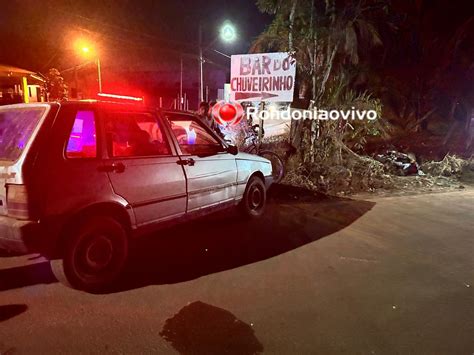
97,57,102,92
180,55,183,110
74,65,78,98
197,21,236,106
73,39,103,94
198,22,204,103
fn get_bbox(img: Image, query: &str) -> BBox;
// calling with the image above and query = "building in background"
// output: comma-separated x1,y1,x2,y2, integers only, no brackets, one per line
0,64,46,105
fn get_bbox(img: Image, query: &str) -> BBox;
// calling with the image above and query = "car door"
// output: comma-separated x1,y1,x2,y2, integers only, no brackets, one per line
102,108,187,227
35,105,113,222
163,112,237,212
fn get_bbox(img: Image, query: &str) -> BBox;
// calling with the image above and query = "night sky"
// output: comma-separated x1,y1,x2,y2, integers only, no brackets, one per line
0,0,272,72
0,0,471,108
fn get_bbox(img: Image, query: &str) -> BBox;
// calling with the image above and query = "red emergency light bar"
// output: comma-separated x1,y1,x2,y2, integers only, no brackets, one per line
97,92,143,102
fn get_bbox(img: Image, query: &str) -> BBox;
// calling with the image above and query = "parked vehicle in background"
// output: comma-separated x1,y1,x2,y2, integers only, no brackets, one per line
0,101,272,292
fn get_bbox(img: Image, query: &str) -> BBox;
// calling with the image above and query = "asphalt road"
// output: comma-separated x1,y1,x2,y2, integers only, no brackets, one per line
1,186,473,354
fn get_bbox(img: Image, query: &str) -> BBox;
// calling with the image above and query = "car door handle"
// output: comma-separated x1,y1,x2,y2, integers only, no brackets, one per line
99,162,126,173
176,158,195,166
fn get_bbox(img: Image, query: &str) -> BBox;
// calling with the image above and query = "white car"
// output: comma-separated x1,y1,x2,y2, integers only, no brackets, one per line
0,101,273,291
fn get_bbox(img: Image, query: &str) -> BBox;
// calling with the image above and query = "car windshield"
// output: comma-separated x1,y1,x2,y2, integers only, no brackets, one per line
0,106,47,161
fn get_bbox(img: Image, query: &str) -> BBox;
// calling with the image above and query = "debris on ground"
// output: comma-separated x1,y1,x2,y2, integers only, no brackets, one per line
282,153,473,196
421,154,472,177
283,154,392,195
374,150,423,176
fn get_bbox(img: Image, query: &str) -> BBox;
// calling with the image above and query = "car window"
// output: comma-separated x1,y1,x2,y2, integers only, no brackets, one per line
0,106,47,161
166,114,223,155
105,112,171,157
66,110,97,159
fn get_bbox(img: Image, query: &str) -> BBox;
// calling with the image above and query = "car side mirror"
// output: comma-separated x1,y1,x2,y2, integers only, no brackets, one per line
226,144,238,155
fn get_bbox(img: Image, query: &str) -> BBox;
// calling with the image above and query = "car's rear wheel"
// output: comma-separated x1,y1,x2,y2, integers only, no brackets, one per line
239,176,266,218
50,216,128,293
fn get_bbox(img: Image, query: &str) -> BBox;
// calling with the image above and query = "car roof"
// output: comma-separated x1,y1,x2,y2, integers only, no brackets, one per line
1,101,198,116
160,109,197,116
57,101,198,114
59,100,151,111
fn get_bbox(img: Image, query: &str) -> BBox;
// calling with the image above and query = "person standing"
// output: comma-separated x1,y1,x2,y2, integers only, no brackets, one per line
197,101,213,128
197,101,224,139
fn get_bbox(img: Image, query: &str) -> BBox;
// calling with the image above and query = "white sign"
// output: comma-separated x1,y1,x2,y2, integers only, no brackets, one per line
230,52,296,102
223,83,231,102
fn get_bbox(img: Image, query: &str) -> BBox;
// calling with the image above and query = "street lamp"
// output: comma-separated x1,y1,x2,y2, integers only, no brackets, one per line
198,21,237,103
74,39,102,92
220,22,237,43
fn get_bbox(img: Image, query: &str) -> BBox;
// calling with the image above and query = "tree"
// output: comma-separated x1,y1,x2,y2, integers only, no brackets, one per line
252,0,389,163
365,1,473,134
45,68,68,101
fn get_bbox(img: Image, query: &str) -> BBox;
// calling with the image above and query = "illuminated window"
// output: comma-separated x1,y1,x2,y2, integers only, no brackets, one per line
66,110,97,158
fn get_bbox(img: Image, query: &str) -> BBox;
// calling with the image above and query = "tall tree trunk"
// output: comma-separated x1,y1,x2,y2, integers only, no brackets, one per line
317,42,339,101
309,0,319,163
288,0,298,52
288,0,298,147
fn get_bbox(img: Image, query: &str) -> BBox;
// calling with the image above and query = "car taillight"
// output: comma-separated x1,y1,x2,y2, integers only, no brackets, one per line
6,184,31,220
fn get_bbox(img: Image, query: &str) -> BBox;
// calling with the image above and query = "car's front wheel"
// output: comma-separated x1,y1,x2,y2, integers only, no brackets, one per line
239,176,266,218
50,216,128,293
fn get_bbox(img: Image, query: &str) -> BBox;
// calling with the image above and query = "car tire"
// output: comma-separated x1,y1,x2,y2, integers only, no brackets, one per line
239,176,266,218
50,216,129,293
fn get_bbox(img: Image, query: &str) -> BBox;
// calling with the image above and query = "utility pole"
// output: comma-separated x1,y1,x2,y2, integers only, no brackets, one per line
74,65,78,98
97,58,102,92
180,55,183,110
198,22,204,104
